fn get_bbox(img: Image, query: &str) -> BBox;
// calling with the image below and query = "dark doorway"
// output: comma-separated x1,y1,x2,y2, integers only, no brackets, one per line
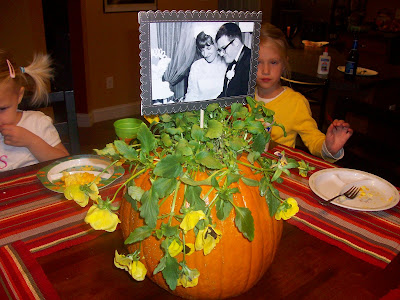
42,0,73,91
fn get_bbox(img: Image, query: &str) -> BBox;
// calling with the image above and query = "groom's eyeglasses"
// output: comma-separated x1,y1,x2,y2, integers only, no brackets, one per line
217,38,235,55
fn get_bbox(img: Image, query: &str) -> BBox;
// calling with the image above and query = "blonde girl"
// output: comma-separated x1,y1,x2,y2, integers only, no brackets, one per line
256,23,353,162
0,50,69,171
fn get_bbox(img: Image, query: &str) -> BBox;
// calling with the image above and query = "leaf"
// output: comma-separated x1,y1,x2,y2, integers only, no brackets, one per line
206,103,219,112
265,186,280,217
191,124,204,141
114,140,138,160
259,177,269,197
232,120,245,130
166,127,184,135
123,191,138,211
124,225,153,244
246,120,265,134
152,177,177,199
127,185,145,201
195,151,223,169
153,155,183,179
247,151,260,164
139,189,159,228
176,139,193,156
226,173,241,186
160,223,179,237
180,174,212,186
153,256,166,275
274,122,287,137
137,123,156,154
185,185,206,210
161,133,173,147
271,169,283,182
234,206,254,241
211,175,219,188
230,102,243,114
162,255,180,291
251,133,267,153
205,120,223,139
241,177,259,186
216,198,233,221
229,136,247,151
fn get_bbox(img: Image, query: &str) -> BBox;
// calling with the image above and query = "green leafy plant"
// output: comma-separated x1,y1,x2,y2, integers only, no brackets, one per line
68,97,315,291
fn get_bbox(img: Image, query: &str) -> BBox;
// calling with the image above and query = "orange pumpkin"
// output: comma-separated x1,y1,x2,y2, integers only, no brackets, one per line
120,156,283,299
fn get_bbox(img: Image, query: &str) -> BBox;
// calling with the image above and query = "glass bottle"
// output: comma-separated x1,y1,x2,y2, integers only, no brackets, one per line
344,39,359,77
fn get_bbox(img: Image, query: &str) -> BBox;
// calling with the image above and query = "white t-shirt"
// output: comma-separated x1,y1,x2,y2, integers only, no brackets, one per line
0,110,61,171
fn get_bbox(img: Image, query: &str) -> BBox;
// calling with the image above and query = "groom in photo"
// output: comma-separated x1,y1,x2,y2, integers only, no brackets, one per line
216,22,251,97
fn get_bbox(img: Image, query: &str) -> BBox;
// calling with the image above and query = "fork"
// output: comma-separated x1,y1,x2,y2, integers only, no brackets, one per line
319,186,360,206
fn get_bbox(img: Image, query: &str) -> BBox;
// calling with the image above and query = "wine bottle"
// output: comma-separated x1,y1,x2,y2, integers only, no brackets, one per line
344,39,359,77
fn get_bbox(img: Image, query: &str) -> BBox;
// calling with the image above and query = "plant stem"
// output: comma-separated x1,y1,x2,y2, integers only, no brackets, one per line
90,160,119,187
110,167,147,203
168,181,181,225
236,160,265,171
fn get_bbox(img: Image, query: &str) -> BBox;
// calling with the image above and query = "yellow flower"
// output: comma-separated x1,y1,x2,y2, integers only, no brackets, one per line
64,183,99,207
180,210,206,233
183,243,195,256
168,240,183,257
114,251,147,281
144,115,160,124
275,197,299,220
177,268,200,288
130,261,147,281
195,225,222,255
84,204,121,232
114,250,132,272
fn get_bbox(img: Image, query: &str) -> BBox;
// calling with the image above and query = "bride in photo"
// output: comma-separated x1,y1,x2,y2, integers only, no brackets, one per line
184,31,227,102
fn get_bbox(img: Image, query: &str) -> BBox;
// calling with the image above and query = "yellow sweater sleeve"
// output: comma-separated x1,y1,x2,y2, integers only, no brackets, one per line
256,88,326,158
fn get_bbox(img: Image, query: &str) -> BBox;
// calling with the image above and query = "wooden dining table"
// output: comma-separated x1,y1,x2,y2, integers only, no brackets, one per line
1,143,400,300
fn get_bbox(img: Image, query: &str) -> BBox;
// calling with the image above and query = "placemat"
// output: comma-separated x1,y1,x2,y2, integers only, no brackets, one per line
265,145,400,268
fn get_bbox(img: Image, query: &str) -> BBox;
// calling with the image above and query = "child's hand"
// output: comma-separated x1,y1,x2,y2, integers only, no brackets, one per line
325,119,353,155
0,124,37,147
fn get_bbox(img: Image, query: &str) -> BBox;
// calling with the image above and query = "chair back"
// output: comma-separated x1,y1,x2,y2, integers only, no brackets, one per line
19,90,80,155
281,72,329,130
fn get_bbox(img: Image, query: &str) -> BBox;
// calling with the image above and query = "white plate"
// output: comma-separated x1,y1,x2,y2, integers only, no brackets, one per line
302,40,329,47
37,155,125,193
309,168,399,211
337,66,378,76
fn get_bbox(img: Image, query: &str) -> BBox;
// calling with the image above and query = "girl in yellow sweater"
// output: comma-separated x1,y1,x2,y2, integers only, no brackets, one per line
256,23,353,162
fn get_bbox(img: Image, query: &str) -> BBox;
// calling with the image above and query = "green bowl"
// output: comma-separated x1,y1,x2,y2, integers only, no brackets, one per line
113,118,144,140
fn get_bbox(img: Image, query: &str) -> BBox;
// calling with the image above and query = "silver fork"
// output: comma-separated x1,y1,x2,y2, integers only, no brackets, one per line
319,186,360,205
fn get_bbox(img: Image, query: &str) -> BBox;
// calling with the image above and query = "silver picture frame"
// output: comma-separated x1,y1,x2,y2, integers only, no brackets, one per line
139,10,262,115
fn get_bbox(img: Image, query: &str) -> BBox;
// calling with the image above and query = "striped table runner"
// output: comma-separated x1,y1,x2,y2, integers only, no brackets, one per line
0,168,126,258
265,145,400,268
0,241,59,300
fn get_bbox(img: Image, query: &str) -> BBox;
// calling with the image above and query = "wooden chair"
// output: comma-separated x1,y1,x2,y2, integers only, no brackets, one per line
281,71,329,130
19,90,80,155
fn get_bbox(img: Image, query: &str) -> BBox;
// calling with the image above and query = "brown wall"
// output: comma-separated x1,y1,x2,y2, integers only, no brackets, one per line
80,0,219,116
0,0,46,66
2,0,275,123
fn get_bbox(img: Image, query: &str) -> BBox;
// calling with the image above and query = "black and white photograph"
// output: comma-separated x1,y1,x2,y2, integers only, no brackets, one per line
139,11,262,115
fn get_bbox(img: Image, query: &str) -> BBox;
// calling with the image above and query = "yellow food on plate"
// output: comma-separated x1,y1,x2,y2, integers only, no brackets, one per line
61,171,101,187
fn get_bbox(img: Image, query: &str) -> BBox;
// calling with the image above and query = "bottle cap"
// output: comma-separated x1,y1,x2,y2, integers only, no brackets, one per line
323,46,328,56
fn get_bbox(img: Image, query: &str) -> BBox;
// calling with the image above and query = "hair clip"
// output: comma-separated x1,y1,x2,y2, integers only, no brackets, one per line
20,66,25,73
6,59,15,78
